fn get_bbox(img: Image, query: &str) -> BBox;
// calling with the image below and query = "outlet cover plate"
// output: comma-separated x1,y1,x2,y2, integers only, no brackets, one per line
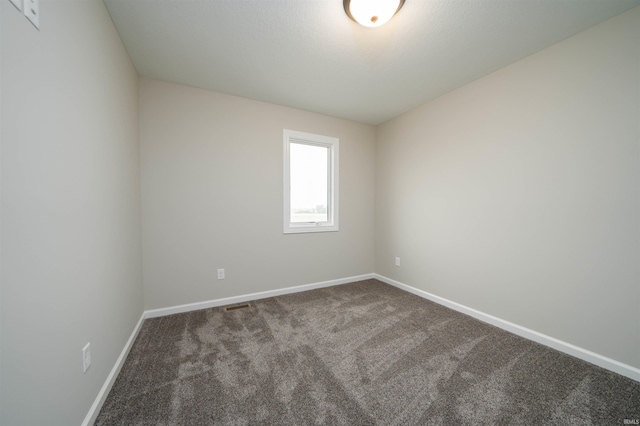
82,343,91,373
23,0,39,29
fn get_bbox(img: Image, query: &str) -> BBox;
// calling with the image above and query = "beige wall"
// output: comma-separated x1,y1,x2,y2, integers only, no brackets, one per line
376,7,640,369
139,78,375,310
0,1,143,424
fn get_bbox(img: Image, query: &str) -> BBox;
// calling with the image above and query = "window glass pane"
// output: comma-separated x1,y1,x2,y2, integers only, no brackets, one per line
290,142,328,223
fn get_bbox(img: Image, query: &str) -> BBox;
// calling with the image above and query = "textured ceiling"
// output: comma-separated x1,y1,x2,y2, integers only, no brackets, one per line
104,0,639,125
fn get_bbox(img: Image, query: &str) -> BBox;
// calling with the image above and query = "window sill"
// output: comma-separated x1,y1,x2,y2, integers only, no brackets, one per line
283,224,339,234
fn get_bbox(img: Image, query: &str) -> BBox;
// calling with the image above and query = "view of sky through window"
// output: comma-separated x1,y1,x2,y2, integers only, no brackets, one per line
290,142,329,223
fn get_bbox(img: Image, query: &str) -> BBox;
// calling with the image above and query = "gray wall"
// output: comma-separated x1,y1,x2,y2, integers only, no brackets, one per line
139,79,376,310
376,7,639,369
0,1,143,424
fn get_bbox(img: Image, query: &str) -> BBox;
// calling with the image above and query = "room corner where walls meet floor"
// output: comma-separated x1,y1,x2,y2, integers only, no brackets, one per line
83,274,640,424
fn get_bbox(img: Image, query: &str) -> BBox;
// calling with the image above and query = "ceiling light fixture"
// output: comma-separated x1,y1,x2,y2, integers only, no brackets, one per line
344,0,405,28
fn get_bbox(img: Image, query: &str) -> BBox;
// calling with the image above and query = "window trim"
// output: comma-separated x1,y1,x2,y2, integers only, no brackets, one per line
283,129,339,234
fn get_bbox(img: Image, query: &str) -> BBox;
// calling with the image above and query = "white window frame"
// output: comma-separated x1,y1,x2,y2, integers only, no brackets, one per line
283,129,339,234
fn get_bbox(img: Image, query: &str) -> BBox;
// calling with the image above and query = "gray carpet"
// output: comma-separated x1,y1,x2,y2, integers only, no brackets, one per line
96,279,639,425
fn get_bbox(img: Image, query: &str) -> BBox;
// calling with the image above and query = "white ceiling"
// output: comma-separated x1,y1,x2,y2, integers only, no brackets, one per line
104,0,639,125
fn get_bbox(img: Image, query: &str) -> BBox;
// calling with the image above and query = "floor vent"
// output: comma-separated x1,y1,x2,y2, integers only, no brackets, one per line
224,303,252,312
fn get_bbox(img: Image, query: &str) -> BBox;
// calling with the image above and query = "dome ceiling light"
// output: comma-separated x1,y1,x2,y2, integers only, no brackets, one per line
343,0,405,28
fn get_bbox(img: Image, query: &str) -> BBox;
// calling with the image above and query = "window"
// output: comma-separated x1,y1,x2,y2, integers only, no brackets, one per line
283,129,339,233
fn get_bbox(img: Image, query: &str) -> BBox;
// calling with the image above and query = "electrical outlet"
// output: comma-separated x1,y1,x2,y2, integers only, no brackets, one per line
395,257,401,267
9,0,23,12
82,343,91,373
217,268,225,280
23,0,39,29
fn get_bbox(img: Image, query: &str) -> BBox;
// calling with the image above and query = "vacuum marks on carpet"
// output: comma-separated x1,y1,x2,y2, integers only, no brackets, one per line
96,280,639,425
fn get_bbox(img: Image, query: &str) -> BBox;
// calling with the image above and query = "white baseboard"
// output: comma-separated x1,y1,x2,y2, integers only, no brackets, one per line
81,313,146,426
144,273,376,318
375,274,640,383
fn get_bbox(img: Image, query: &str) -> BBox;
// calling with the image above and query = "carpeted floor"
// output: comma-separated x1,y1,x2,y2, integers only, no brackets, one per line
96,279,639,425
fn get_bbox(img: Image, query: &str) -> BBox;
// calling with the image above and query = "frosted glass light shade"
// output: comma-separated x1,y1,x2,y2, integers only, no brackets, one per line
344,0,404,28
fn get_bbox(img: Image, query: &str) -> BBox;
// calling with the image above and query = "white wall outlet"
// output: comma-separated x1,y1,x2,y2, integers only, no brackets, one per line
9,0,23,12
23,0,39,29
82,343,91,373
395,257,401,267
217,268,225,280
